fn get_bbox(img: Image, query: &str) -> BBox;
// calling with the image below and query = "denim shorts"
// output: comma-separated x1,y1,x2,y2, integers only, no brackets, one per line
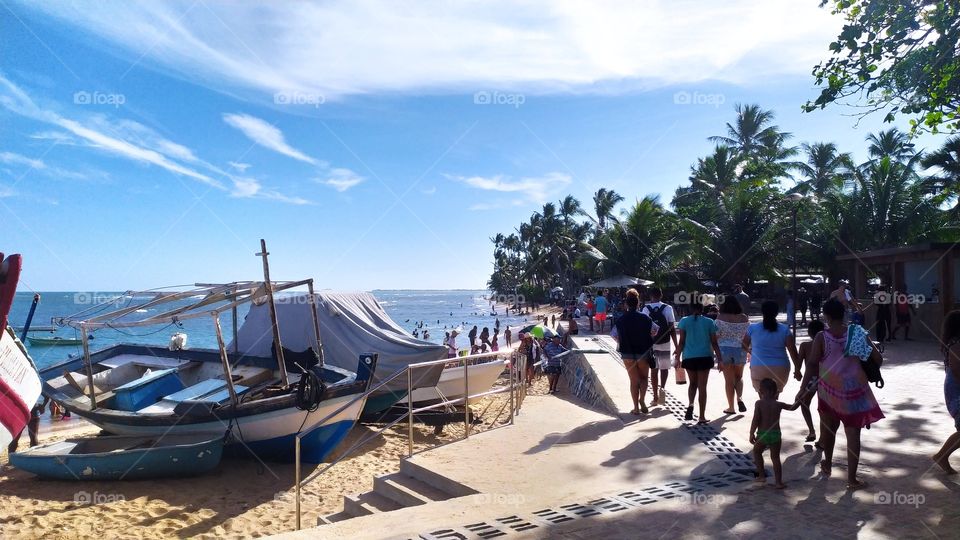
718,346,746,366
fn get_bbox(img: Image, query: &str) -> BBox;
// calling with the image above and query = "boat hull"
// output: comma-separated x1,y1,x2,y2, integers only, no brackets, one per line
410,360,507,405
10,434,224,480
81,391,365,463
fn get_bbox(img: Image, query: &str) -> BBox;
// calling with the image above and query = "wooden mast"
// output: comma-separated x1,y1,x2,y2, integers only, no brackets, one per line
306,280,323,368
257,239,289,388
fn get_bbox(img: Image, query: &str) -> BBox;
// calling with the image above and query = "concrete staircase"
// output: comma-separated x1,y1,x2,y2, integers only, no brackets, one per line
319,459,478,525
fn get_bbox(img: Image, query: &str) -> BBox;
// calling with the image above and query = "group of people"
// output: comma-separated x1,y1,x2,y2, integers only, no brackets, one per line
445,322,512,358
611,285,886,489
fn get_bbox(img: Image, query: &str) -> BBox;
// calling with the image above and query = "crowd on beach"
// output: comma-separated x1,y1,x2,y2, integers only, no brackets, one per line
522,282,960,491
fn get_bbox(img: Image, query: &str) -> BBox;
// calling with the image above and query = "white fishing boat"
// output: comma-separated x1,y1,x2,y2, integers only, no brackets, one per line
40,243,378,463
409,357,507,406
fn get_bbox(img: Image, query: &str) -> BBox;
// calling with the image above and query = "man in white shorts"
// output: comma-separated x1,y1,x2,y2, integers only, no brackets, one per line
641,287,679,406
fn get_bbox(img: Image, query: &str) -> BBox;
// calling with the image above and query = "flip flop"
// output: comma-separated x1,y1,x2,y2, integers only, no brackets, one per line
738,400,747,413
806,433,817,442
723,409,735,415
630,409,641,416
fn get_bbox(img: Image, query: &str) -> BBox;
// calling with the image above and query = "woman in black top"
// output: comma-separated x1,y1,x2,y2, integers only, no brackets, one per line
614,288,657,415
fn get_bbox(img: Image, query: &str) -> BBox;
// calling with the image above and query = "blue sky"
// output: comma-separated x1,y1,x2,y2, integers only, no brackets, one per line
0,1,947,291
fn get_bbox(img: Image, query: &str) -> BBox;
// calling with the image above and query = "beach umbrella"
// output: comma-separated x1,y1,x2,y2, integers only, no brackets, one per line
529,325,557,339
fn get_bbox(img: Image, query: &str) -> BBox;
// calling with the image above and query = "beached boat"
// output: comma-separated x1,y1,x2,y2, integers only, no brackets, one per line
231,291,448,419
10,433,226,480
27,335,83,346
42,271,378,463
410,357,507,406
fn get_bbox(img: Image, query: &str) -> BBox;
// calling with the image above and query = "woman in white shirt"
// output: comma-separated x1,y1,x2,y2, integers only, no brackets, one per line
714,295,751,414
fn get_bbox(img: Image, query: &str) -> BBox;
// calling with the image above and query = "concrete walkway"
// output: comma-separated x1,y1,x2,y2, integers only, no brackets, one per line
279,324,960,539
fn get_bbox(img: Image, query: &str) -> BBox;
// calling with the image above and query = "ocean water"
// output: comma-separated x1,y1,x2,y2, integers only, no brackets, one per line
9,290,535,370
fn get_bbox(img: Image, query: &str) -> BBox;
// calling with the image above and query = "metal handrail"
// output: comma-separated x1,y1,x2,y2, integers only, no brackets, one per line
294,348,526,530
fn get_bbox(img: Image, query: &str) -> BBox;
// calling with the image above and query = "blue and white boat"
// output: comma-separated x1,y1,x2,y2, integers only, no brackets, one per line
40,277,378,463
10,432,226,480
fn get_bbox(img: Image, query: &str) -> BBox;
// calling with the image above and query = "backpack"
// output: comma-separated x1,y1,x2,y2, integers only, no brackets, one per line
647,304,673,345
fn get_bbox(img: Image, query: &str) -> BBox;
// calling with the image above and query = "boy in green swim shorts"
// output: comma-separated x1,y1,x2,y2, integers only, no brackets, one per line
750,378,800,488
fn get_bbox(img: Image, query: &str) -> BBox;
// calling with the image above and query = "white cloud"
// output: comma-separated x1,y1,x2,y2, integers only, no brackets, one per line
0,151,46,170
228,161,251,172
223,113,317,164
0,76,309,204
28,131,77,144
447,171,571,205
421,186,437,195
14,1,841,100
0,184,14,198
318,168,364,192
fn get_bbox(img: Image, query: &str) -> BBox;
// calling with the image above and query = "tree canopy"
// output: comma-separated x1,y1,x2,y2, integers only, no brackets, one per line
805,0,960,134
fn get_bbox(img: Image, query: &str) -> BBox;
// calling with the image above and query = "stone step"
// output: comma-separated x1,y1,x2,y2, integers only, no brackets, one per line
342,491,402,518
400,459,479,498
374,473,455,507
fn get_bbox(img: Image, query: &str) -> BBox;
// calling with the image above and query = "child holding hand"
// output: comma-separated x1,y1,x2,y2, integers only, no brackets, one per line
750,378,800,488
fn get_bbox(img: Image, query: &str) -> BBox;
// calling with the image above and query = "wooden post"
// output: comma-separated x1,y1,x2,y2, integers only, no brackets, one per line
80,323,97,410
257,239,289,387
213,313,239,406
306,280,323,368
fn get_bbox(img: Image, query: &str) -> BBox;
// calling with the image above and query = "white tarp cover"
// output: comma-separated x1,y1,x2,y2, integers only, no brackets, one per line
0,327,41,449
230,292,446,393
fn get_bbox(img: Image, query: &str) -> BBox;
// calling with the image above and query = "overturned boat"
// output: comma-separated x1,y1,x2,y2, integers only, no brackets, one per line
230,291,447,419
41,278,378,463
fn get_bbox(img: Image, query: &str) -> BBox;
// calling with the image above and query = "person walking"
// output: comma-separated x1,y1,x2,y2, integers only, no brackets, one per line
504,326,512,348
614,288,658,415
810,288,823,321
594,290,609,334
586,295,595,332
642,287,678,407
934,310,960,474
468,326,478,350
797,298,884,489
891,285,915,340
798,287,809,325
743,300,799,396
714,295,750,414
874,286,893,343
674,303,722,424
733,284,751,313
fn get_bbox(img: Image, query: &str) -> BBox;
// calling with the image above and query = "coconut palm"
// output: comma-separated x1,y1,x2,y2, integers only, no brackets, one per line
921,136,960,217
710,104,790,160
592,188,624,231
793,142,854,196
867,128,916,163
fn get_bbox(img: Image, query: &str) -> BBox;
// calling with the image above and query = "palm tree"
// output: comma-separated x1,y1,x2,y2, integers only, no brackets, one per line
591,195,682,281
921,136,960,217
866,128,916,163
710,104,790,160
558,195,583,228
592,188,624,231
851,156,932,249
793,142,853,196
689,145,742,194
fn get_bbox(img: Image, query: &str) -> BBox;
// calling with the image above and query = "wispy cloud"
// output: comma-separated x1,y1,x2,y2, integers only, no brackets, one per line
14,1,840,101
317,167,364,192
447,171,571,205
0,75,311,204
223,113,317,164
228,161,251,172
0,151,45,170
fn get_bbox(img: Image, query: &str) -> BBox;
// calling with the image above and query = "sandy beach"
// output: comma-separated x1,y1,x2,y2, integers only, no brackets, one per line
0,303,560,539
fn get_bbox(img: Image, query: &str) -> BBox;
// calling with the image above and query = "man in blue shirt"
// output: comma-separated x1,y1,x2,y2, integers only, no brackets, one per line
542,335,568,394
594,289,609,334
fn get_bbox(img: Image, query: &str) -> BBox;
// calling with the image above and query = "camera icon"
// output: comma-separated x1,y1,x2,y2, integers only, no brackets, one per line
874,291,891,305
74,490,91,504
674,291,690,304
73,91,91,105
73,291,92,305
673,91,691,105
874,490,891,505
473,91,491,105
273,91,290,105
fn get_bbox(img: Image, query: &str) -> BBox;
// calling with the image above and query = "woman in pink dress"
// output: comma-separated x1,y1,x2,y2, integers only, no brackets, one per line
798,298,884,489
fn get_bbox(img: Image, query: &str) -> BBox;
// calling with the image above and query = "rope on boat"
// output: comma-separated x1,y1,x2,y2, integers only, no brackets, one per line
295,368,325,412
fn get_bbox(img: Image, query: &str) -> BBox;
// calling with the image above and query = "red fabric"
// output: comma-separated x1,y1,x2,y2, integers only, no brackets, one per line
0,375,31,437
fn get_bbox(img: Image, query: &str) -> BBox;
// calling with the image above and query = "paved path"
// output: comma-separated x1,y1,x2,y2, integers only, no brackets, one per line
282,323,960,539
